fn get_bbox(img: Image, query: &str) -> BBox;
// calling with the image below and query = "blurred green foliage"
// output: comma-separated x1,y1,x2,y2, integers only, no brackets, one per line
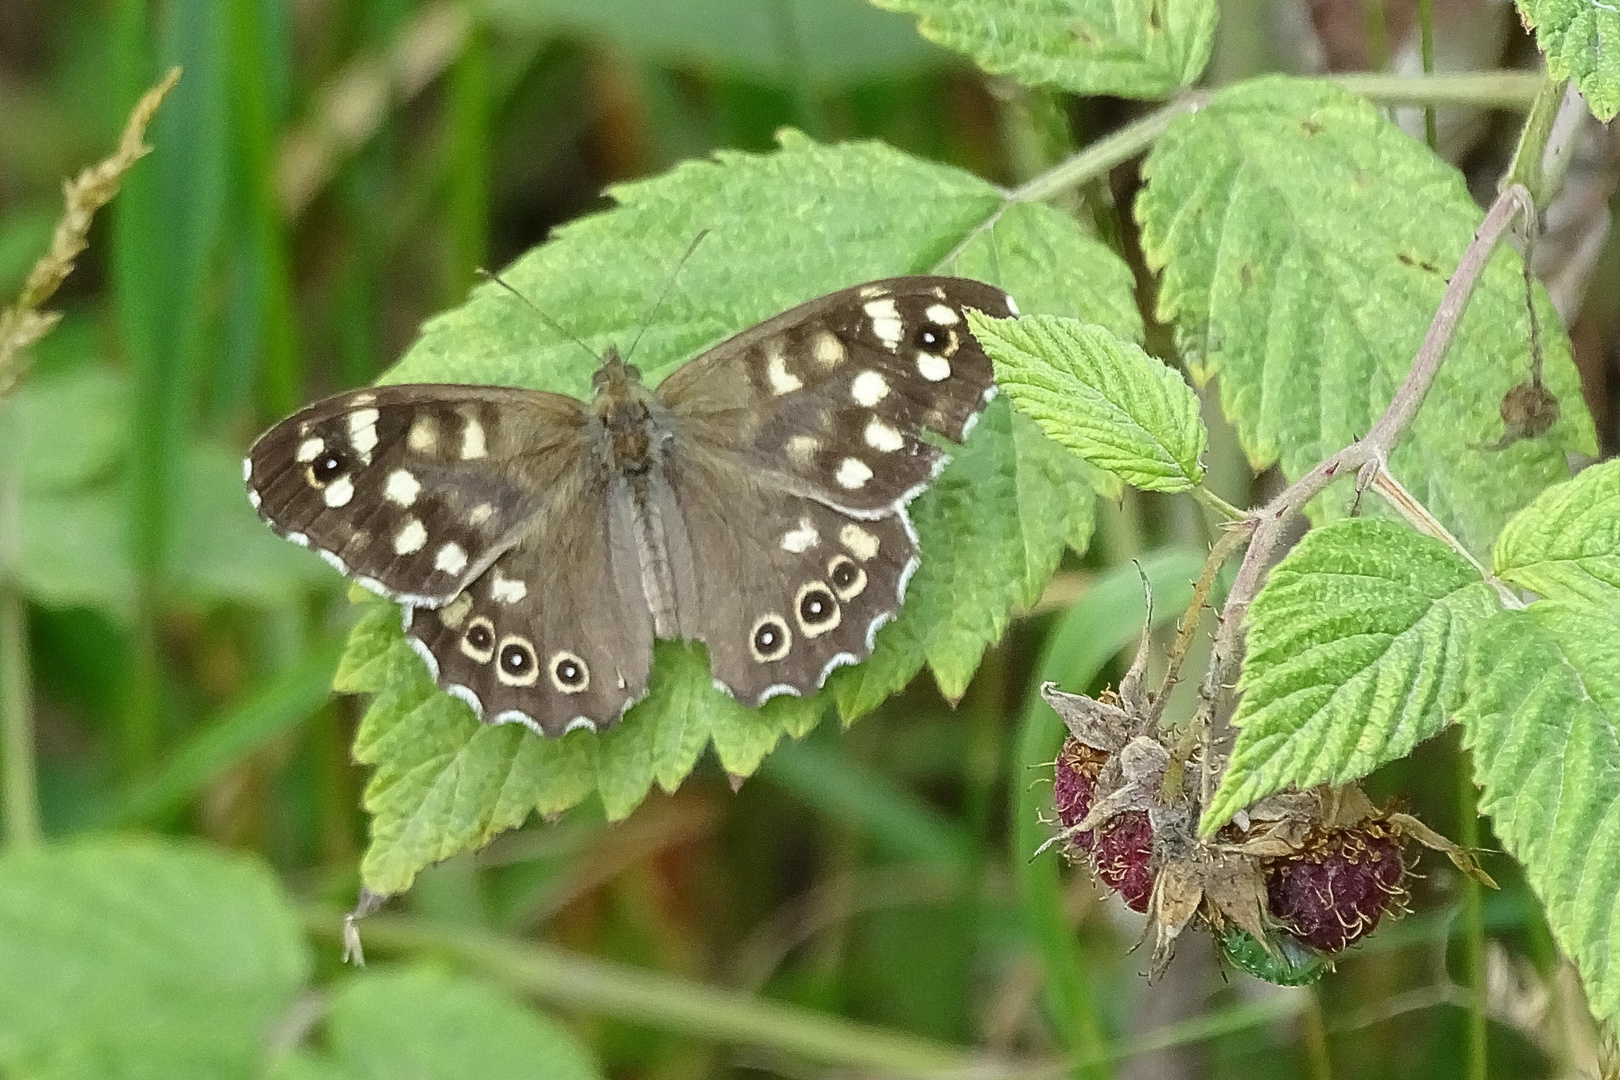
0,1,1614,1079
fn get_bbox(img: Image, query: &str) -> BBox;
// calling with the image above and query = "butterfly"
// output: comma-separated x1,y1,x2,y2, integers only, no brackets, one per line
244,277,1017,737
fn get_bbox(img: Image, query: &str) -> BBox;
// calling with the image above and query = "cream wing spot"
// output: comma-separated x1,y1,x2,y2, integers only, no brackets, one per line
1005,294,1021,315
840,523,880,561
786,435,819,467
851,370,889,407
811,330,845,368
295,437,324,463
468,503,495,526
394,518,427,555
917,353,951,381
435,542,468,575
781,517,820,553
348,408,380,463
439,593,473,629
836,457,873,490
863,298,904,348
490,570,528,604
864,418,904,452
460,415,487,460
385,469,421,507
766,351,802,396
925,303,961,326
322,475,355,507
407,415,438,453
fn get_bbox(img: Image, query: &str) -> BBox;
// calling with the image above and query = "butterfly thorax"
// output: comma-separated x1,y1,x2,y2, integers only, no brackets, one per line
590,349,662,475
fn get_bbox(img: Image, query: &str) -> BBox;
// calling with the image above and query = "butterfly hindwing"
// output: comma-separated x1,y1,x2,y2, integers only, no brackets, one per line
662,442,917,704
402,482,654,736
656,276,1015,514
245,384,589,605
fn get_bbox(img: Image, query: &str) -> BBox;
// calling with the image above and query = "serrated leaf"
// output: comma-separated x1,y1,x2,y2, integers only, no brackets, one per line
326,967,600,1080
1460,602,1620,1023
828,398,1097,713
1516,0,1620,121
342,134,1132,890
481,0,944,84
972,312,1206,492
1494,458,1620,610
0,839,309,1080
1203,519,1500,832
871,0,1217,98
1136,76,1597,555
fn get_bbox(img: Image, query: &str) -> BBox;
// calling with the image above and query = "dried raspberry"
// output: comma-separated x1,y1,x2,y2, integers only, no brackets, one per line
1265,825,1407,952
1052,738,1108,854
1094,811,1155,912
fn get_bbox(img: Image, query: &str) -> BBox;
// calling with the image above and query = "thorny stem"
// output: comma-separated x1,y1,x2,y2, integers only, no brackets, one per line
1195,184,1537,830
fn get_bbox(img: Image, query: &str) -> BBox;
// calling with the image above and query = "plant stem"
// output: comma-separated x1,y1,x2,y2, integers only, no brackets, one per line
307,909,982,1077
1197,184,1535,831
0,452,39,849
1192,485,1245,522
1458,752,1487,1080
1330,71,1543,108
1417,0,1438,148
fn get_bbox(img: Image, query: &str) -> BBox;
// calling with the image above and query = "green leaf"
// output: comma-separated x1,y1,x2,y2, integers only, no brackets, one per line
480,0,944,85
2,367,127,492
870,0,1217,98
828,399,1097,714
1136,76,1598,555
0,838,309,1080
325,967,600,1080
972,312,1206,492
1460,602,1620,1023
1516,0,1620,121
1203,519,1500,832
345,133,1132,891
1493,458,1620,610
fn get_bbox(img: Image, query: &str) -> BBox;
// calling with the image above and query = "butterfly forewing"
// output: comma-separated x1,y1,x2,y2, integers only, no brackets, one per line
656,276,1015,515
245,384,588,605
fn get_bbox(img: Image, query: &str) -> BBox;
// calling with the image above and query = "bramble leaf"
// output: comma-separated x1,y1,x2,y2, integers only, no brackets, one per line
0,839,309,1080
1203,519,1500,832
871,0,1217,98
1515,0,1620,121
343,133,1135,891
1461,602,1620,1024
972,312,1206,493
1136,76,1597,555
1494,459,1620,610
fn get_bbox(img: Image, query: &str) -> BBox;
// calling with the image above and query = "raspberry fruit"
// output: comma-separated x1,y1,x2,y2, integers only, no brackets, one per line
1052,738,1107,852
1264,824,1407,952
1095,812,1155,912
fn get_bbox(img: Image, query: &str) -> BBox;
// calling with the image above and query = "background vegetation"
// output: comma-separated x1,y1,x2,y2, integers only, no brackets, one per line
0,1,1617,1078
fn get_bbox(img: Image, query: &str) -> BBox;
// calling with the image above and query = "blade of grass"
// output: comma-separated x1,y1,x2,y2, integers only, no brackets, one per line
444,10,491,303
761,734,974,869
0,454,37,848
100,641,343,827
1012,548,1204,1078
1417,0,1437,148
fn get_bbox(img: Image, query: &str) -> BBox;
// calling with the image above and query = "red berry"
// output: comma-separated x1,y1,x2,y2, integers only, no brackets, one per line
1052,738,1108,854
1095,812,1155,912
1265,826,1407,952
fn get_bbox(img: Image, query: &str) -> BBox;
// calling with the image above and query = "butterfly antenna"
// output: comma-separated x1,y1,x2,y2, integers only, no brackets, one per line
623,228,711,365
476,267,604,365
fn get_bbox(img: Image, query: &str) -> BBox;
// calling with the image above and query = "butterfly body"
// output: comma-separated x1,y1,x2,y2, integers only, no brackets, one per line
246,277,1016,736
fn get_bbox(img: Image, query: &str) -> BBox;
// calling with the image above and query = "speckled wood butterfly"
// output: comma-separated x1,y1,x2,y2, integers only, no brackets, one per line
245,277,1017,736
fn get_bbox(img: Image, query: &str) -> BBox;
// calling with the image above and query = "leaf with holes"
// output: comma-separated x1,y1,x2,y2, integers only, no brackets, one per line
1494,459,1620,610
338,132,1137,892
1202,519,1500,833
971,312,1206,493
1461,602,1620,1023
1516,0,1620,121
1136,76,1597,555
871,0,1217,98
